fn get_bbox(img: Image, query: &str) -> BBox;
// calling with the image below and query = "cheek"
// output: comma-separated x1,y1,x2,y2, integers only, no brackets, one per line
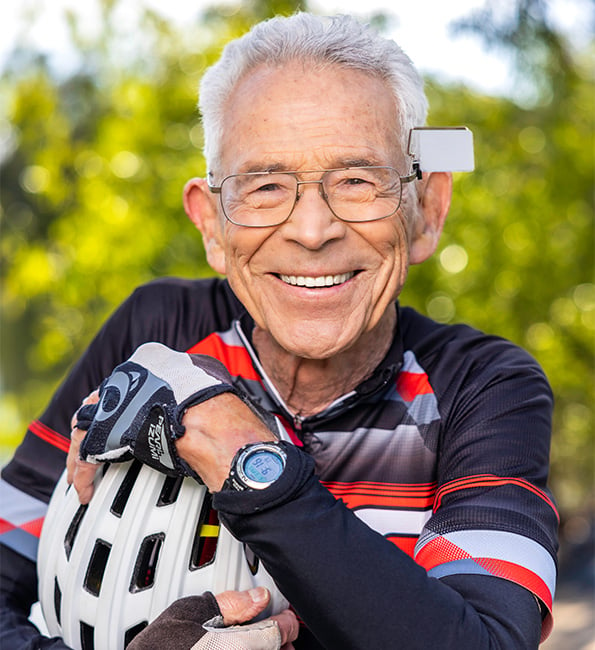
359,215,410,265
223,226,260,269
222,227,273,293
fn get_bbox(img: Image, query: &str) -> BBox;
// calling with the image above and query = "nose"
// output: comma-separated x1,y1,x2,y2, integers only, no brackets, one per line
281,180,346,250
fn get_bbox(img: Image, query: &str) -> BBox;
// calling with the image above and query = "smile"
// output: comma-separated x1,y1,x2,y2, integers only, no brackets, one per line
279,272,355,288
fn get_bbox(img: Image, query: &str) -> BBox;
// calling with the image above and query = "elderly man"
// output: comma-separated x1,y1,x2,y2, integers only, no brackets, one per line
1,12,557,650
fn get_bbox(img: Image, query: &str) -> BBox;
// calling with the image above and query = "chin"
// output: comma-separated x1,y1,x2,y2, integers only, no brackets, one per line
278,329,358,360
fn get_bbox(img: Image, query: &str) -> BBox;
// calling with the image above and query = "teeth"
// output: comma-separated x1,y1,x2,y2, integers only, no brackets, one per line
280,272,355,287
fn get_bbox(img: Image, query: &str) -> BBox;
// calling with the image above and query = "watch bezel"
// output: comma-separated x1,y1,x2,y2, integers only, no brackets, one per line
229,442,287,491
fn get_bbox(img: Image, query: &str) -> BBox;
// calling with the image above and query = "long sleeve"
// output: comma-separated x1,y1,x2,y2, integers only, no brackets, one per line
214,443,543,650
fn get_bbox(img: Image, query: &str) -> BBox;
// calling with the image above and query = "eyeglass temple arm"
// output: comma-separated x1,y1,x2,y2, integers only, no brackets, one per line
403,167,422,183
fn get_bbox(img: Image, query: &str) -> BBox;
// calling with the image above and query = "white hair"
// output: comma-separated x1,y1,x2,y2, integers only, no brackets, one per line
198,12,428,172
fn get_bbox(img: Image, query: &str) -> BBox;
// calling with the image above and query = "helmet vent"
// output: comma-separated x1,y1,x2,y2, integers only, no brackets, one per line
53,578,62,625
64,504,88,560
124,621,148,647
80,621,95,650
189,493,219,570
157,475,184,506
110,461,142,517
84,539,112,596
130,533,165,592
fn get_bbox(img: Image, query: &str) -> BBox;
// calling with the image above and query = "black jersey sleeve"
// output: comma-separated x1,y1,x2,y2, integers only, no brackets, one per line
0,277,242,649
214,444,543,650
2,277,242,502
402,312,558,638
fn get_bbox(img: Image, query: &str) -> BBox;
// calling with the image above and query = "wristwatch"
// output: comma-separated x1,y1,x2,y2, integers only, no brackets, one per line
225,441,287,491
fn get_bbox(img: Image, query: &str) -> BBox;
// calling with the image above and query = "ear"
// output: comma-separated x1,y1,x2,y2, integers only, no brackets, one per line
183,178,226,275
409,172,452,265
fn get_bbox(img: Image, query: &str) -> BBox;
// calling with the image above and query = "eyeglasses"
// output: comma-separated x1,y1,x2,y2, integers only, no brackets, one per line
208,166,418,228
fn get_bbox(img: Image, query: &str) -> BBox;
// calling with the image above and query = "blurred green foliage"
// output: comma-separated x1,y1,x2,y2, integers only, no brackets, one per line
0,0,593,518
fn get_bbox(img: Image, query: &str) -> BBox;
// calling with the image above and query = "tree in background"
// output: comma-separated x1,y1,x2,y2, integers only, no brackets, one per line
1,0,593,530
403,0,594,528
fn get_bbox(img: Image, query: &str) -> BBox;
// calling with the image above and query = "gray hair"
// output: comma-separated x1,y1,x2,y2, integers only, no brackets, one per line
198,12,428,172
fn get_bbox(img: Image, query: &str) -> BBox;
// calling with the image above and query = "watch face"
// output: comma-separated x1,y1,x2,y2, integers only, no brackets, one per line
244,450,284,484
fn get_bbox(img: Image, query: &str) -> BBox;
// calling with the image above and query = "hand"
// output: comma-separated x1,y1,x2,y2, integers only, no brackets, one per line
67,343,278,502
74,342,239,477
213,587,299,649
67,390,274,503
176,392,277,492
127,587,298,650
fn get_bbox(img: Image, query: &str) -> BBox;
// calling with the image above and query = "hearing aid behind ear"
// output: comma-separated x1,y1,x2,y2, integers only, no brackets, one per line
408,127,475,176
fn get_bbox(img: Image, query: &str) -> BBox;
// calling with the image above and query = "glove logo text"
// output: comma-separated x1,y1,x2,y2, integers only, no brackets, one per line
147,411,167,463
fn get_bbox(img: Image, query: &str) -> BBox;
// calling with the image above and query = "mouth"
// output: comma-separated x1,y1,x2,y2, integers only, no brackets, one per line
278,271,356,288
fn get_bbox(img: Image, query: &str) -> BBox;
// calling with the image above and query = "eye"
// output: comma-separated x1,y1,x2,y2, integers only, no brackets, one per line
238,174,294,210
241,174,292,196
253,182,283,193
331,171,378,196
344,176,373,186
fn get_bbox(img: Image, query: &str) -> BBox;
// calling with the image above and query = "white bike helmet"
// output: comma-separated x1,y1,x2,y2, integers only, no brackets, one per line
38,461,288,650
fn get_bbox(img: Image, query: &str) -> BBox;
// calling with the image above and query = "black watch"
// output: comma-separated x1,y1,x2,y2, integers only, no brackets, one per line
225,441,287,491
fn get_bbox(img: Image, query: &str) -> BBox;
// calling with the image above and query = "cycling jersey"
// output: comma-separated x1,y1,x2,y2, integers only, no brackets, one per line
0,277,558,649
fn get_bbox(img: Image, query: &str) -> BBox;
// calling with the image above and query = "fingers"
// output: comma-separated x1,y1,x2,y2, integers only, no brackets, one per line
66,390,100,504
71,456,98,505
216,587,271,626
66,425,97,504
69,389,100,430
215,588,299,647
66,426,83,484
271,609,299,646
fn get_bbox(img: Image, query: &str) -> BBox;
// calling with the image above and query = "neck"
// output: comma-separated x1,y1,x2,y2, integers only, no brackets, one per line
252,307,396,417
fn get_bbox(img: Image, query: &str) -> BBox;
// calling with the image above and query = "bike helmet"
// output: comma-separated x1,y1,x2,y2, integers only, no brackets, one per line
37,461,288,650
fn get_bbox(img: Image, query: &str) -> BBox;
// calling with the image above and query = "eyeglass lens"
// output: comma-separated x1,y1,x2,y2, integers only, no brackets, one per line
219,167,403,226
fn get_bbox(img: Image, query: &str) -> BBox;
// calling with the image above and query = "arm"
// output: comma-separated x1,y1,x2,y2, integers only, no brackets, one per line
212,442,543,650
1,279,239,648
175,348,557,648
0,288,153,650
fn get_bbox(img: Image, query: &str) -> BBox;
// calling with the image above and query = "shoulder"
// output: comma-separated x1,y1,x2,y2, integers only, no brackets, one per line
398,306,552,414
113,277,245,347
127,276,240,314
399,305,548,380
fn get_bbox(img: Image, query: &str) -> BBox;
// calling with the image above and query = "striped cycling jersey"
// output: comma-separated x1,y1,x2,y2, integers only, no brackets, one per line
1,276,558,640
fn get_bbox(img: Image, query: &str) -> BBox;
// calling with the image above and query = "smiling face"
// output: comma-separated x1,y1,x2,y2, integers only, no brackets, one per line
187,62,448,361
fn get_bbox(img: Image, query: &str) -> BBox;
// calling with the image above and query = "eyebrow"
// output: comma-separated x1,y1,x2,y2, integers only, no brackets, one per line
240,157,386,174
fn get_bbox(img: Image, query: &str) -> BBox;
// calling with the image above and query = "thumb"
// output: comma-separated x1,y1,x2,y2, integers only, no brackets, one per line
216,587,271,626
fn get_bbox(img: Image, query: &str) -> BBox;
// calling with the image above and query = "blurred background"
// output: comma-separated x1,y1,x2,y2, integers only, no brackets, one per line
0,0,593,647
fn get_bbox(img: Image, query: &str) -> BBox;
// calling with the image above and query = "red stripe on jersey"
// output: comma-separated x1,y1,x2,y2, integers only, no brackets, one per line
323,481,436,510
434,474,559,520
0,518,15,535
21,517,45,538
29,420,70,453
275,414,304,447
416,535,553,612
395,371,433,402
187,333,260,381
0,516,44,540
476,557,552,610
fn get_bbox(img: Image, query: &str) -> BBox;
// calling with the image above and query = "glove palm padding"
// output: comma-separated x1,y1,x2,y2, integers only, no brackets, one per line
77,342,238,477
